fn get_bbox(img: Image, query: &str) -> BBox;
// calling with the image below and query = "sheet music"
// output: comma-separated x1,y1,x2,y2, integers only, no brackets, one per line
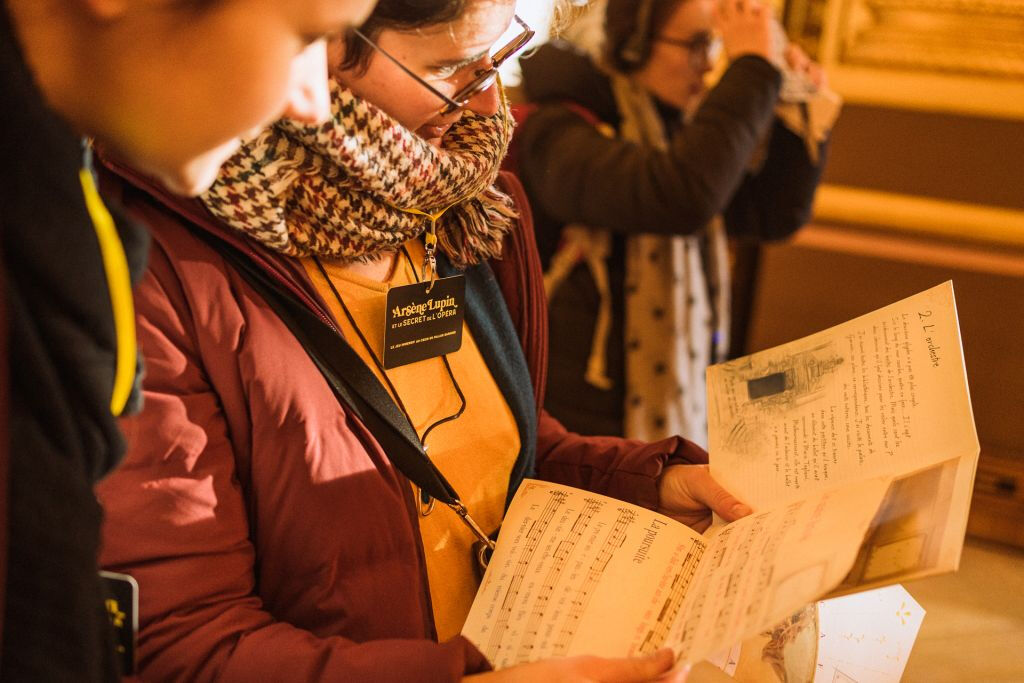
463,285,973,669
464,476,891,668
668,477,891,664
463,481,707,667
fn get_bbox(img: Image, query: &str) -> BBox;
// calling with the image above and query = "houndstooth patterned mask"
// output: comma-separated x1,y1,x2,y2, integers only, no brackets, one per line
202,79,517,268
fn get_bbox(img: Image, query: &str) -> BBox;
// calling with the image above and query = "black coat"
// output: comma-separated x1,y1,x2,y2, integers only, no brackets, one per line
1,5,147,679
516,41,828,436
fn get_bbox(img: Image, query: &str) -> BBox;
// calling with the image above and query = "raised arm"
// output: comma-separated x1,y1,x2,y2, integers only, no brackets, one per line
722,118,828,243
517,56,782,236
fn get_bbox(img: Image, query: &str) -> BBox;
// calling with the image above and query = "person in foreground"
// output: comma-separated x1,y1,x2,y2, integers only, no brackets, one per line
95,0,750,679
515,0,835,444
1,0,375,678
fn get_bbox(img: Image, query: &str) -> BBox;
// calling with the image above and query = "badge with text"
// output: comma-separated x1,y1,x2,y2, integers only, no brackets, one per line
100,570,138,676
383,275,465,369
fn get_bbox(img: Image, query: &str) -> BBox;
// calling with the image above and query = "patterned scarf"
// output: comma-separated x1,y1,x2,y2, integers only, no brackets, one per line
612,75,730,448
202,79,517,268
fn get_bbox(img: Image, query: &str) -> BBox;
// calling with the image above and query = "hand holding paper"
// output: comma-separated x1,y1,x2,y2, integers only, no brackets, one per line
657,464,753,533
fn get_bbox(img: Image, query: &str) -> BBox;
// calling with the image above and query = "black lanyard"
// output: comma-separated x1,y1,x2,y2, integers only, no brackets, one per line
312,248,467,512
198,229,496,557
313,248,466,450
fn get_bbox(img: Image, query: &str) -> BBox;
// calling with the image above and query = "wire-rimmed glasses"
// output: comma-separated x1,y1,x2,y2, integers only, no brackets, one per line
654,31,723,69
352,15,535,115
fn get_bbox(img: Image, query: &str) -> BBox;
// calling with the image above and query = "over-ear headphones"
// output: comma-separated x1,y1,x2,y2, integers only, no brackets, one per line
617,0,657,69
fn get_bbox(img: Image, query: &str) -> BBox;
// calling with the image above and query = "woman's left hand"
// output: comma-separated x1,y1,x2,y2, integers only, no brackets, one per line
657,464,753,533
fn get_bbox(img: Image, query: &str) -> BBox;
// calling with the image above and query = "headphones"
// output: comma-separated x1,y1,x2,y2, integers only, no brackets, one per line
617,0,657,69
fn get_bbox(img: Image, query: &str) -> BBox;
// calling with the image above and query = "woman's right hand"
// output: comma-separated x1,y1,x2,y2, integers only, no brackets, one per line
464,648,689,682
716,0,777,63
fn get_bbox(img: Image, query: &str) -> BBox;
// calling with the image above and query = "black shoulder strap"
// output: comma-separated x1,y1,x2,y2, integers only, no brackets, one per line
195,229,459,505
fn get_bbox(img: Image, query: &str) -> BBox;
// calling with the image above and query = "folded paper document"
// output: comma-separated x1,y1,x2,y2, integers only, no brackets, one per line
463,282,975,667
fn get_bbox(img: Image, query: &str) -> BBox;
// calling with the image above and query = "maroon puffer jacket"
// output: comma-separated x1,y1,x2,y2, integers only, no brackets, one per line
96,167,706,682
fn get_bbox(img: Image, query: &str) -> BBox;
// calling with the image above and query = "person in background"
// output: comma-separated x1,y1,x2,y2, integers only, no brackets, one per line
0,0,375,678
515,0,836,445
95,0,751,679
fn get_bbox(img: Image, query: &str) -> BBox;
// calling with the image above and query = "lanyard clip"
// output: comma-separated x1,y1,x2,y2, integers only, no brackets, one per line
416,486,436,517
423,230,438,293
448,499,496,552
385,200,456,294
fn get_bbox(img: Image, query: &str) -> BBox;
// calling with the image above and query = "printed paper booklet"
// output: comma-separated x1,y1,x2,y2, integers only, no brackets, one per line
461,282,976,667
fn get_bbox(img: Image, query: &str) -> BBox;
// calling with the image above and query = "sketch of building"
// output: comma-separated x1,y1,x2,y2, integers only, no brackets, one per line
711,342,844,456
743,343,845,413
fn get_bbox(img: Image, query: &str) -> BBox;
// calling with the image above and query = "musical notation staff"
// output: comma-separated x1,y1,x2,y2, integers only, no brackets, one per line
551,507,637,656
515,498,604,662
675,525,734,653
637,539,705,654
486,489,568,659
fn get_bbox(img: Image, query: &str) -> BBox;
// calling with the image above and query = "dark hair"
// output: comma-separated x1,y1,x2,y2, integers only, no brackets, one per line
339,0,467,74
604,0,686,72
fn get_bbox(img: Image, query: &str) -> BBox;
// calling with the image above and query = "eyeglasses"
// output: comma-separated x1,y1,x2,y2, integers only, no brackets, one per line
654,31,723,69
353,15,535,115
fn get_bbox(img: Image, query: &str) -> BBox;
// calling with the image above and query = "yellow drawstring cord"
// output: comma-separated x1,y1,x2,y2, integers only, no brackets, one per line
79,168,137,416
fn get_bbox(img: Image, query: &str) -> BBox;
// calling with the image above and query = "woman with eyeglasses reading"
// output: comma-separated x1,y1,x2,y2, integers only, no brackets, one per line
94,0,751,680
513,0,837,448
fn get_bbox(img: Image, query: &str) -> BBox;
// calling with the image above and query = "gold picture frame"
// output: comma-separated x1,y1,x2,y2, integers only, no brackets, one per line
785,0,1024,120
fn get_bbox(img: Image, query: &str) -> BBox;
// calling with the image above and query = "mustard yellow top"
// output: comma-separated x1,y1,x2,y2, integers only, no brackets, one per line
301,240,519,641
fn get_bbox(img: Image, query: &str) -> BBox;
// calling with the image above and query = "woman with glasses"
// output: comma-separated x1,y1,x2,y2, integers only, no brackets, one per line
515,0,834,447
95,0,748,679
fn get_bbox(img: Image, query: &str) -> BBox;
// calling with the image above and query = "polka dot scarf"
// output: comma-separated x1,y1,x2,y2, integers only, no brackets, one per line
612,75,730,447
544,74,729,446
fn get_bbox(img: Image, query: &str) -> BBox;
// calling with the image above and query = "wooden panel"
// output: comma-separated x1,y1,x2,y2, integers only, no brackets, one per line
823,106,1024,211
969,449,1024,548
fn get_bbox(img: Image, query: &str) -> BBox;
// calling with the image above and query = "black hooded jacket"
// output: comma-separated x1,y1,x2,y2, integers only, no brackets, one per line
515,41,828,436
1,5,147,679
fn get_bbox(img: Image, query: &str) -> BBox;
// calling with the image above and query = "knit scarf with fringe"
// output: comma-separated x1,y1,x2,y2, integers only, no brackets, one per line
201,80,517,268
